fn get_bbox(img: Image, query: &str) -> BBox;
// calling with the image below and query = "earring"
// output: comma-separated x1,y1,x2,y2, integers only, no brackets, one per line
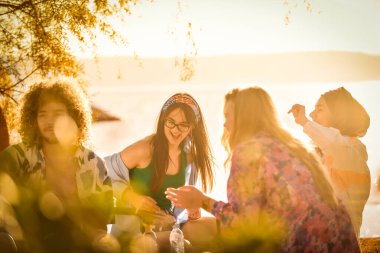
183,135,192,153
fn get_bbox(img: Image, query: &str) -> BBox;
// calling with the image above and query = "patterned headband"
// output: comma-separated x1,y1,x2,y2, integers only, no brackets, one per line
162,93,201,122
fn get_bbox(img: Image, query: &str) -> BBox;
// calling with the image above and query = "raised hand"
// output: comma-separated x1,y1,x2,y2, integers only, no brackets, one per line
165,185,204,209
288,104,309,126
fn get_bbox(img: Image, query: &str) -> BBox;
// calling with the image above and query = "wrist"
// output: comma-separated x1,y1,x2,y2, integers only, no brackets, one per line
187,208,201,220
201,195,214,212
300,118,309,127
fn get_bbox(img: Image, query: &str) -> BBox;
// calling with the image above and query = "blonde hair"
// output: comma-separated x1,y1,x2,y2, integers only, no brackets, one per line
19,78,91,147
222,87,337,207
322,87,370,137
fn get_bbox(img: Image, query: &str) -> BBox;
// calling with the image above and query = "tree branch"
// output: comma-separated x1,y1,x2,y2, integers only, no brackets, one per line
0,0,50,16
0,0,31,16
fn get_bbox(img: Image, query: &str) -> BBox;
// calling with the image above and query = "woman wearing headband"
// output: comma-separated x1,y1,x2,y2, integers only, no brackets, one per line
105,93,216,251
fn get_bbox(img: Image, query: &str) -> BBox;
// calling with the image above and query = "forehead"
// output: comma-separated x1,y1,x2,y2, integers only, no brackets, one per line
315,97,328,108
38,100,67,112
224,100,234,113
166,107,187,122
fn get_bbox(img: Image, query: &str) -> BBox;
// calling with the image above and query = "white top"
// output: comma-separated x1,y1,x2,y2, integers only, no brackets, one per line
303,121,371,234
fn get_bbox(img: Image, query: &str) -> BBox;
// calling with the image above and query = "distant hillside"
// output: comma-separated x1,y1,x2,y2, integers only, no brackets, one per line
80,51,380,85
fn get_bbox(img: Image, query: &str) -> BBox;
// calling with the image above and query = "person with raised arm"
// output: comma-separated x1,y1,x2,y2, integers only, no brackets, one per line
167,87,359,252
289,86,370,235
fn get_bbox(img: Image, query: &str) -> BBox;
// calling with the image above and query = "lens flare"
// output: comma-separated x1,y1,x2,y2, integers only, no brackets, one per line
129,233,158,253
39,191,65,220
0,173,19,205
54,115,78,146
92,233,121,253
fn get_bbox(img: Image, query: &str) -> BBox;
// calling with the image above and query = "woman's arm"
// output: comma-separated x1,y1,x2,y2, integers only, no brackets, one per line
119,136,153,169
211,142,264,228
106,136,152,194
288,104,349,150
106,136,160,213
167,140,264,229
303,121,349,150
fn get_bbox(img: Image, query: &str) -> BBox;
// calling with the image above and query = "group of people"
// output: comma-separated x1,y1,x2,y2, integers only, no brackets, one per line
0,78,370,253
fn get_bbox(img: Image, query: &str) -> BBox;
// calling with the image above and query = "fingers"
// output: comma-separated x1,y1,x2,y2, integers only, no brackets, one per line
288,105,294,114
177,185,193,190
165,190,177,199
288,104,296,114
140,202,159,213
166,187,179,193
144,196,158,205
165,189,178,204
288,104,302,114
137,196,160,213
165,188,185,208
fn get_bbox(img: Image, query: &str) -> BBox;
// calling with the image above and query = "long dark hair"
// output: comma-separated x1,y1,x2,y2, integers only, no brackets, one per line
151,93,214,192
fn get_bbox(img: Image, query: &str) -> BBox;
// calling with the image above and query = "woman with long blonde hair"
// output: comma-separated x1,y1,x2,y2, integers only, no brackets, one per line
167,87,359,252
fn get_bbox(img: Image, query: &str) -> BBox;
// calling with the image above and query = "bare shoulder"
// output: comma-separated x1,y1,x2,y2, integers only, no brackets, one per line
120,135,153,169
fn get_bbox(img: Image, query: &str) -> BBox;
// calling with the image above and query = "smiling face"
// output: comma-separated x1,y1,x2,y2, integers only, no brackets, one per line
164,107,191,147
309,97,333,127
37,100,69,144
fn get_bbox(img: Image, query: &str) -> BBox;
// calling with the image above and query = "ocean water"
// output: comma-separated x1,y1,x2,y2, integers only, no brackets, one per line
89,81,380,237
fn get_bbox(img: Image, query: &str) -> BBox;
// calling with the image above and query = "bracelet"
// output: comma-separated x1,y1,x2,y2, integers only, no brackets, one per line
188,210,201,220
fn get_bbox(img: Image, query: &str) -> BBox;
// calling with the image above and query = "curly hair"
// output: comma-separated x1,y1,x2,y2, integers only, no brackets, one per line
19,78,91,147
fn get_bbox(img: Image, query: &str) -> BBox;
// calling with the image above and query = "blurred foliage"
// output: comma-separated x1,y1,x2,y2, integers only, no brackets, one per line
218,211,286,253
0,0,139,101
283,0,315,25
359,237,380,253
0,0,142,142
174,21,197,82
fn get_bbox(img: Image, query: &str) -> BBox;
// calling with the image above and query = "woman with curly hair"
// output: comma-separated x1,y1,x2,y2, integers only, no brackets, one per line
0,78,114,253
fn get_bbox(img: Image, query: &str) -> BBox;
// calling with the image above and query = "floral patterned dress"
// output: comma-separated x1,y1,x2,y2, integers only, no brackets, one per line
211,133,360,252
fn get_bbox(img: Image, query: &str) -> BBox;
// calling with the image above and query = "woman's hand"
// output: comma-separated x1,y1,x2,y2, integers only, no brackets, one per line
288,104,309,126
134,195,161,214
122,189,160,213
165,185,205,209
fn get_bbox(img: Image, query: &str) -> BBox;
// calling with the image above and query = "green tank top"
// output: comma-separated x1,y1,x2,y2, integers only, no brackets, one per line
129,151,186,210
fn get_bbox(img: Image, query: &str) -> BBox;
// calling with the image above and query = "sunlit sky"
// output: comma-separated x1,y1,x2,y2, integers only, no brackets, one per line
70,0,380,58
